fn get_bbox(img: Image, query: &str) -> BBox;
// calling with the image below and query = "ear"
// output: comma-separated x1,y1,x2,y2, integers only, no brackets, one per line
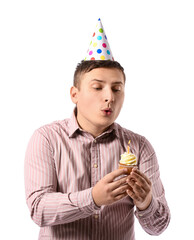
70,86,79,104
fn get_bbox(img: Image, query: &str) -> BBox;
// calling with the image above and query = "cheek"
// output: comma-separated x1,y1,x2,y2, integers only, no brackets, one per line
121,95,125,105
116,94,125,106
79,92,97,107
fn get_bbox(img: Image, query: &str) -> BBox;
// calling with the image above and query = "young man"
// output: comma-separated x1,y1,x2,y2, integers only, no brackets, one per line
25,20,170,239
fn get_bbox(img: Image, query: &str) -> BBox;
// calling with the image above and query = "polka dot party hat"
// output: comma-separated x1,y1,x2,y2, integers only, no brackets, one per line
84,18,114,61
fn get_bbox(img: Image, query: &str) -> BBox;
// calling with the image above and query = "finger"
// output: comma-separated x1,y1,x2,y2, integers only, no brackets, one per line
126,189,141,202
114,192,128,201
110,176,128,191
132,169,151,186
112,184,129,197
129,173,150,193
126,178,145,196
131,170,151,187
105,168,128,183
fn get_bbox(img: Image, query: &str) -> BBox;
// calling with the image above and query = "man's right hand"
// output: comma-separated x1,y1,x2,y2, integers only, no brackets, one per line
92,168,129,207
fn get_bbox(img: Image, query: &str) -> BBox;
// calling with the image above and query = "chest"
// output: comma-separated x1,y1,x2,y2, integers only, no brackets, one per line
53,137,123,192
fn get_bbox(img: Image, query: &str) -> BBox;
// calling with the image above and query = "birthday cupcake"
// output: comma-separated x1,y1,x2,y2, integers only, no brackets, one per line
118,140,137,174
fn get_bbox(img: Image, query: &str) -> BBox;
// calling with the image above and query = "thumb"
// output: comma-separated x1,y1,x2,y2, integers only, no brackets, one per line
104,168,128,183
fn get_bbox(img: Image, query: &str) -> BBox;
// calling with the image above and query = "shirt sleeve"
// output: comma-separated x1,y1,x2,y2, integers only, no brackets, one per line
134,137,171,235
24,129,100,227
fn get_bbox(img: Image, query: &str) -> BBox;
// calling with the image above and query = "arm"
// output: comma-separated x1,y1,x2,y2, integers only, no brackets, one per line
24,130,128,227
24,130,99,227
126,137,170,235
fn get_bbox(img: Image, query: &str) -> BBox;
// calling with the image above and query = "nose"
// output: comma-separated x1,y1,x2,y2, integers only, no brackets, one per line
104,89,114,103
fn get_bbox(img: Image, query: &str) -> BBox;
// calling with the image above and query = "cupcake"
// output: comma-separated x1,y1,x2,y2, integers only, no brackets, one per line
118,140,137,174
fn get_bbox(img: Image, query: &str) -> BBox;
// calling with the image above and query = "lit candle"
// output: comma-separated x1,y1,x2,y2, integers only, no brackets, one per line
127,140,131,154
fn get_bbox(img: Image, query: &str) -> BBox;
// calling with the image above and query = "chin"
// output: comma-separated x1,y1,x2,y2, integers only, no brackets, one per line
98,119,115,128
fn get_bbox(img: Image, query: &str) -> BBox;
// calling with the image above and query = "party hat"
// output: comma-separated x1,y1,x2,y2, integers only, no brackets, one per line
84,18,114,61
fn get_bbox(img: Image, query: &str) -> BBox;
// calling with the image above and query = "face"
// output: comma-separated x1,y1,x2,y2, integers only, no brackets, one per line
70,68,125,137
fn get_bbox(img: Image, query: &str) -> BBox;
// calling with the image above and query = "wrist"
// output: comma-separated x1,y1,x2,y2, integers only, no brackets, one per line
92,187,101,207
136,194,152,211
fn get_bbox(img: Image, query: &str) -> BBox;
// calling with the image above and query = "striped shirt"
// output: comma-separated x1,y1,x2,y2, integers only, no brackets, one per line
24,109,170,239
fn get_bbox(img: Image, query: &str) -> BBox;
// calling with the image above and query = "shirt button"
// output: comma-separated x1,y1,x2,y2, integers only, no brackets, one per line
93,163,98,168
156,210,160,217
94,139,97,143
94,214,99,219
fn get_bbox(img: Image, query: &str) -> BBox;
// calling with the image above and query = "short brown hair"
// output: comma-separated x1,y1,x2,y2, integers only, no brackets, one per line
73,60,126,89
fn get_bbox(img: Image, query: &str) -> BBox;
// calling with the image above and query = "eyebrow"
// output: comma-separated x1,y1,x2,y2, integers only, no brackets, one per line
91,79,124,85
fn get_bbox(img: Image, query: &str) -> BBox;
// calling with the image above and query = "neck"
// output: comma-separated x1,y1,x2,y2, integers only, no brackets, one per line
76,113,109,138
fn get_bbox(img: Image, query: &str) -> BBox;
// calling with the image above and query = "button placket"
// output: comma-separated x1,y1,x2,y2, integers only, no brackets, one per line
93,163,98,168
91,140,100,187
94,214,99,219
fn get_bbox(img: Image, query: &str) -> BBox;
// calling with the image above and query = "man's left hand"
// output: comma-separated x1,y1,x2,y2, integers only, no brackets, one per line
126,168,152,211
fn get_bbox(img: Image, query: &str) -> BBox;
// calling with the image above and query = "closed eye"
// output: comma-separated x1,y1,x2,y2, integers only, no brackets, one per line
94,88,102,90
112,89,120,92
112,86,122,92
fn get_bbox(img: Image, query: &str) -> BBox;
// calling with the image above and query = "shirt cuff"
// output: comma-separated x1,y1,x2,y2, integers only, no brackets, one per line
69,188,101,214
135,197,158,219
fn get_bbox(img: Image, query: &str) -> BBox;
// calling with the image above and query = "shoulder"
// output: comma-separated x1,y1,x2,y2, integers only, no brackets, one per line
114,122,145,144
26,119,71,157
34,118,71,140
114,122,154,153
114,123,156,164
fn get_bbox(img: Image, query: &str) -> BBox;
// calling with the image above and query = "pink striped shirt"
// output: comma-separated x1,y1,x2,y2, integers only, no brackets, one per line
24,109,170,239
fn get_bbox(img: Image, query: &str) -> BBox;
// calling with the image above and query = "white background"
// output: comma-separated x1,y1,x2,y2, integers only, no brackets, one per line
0,0,194,239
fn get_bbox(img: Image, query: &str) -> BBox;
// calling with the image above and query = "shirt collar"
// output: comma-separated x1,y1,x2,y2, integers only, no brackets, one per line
68,108,81,138
68,108,120,139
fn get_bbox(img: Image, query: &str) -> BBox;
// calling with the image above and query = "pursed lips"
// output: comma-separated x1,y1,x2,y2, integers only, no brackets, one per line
101,108,113,115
